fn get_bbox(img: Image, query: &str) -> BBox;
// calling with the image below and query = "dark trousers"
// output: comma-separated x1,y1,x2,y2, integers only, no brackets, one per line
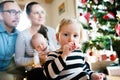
26,68,48,80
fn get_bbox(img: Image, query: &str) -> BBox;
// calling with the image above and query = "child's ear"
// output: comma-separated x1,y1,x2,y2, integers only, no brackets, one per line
56,33,59,42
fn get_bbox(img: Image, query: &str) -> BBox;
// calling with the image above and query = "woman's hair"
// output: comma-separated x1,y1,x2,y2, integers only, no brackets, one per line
26,2,39,15
37,25,48,41
25,1,46,15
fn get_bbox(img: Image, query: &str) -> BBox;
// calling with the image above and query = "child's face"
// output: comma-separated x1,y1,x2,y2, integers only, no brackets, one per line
32,36,48,52
56,23,80,48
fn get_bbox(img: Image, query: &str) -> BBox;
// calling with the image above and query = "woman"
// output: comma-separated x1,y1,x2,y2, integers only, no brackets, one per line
15,1,58,71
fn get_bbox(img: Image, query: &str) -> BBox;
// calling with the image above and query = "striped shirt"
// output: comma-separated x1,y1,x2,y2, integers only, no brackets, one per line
43,50,93,80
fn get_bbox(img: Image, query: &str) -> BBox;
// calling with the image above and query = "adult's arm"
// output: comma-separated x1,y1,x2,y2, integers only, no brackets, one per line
15,31,34,66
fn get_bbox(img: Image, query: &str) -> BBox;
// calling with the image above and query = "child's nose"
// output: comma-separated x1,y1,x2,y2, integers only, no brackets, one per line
69,36,74,42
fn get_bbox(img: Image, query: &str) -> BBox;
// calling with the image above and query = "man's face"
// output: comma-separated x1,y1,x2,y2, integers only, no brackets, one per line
1,2,21,29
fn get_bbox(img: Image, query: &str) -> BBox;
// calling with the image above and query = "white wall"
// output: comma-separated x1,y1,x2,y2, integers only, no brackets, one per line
50,0,76,29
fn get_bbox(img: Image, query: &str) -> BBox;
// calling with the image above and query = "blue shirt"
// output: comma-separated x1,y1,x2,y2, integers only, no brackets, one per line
0,23,18,71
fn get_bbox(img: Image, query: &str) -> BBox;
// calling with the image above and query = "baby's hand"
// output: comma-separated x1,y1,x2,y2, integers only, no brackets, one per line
34,64,42,68
91,72,106,80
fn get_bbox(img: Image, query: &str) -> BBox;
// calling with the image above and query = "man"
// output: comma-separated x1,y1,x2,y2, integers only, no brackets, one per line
0,0,24,80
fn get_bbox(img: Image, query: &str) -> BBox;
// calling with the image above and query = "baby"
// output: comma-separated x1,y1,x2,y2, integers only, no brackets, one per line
31,33,51,67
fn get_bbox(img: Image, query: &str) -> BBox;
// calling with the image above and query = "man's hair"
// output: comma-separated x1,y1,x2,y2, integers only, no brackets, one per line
0,0,15,11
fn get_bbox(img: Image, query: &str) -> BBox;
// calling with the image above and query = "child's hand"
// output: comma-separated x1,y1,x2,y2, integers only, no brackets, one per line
63,42,76,53
74,42,81,50
34,64,42,68
61,42,76,60
91,73,105,80
61,42,81,61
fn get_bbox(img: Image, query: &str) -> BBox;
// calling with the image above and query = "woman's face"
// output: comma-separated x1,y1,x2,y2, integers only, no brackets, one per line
28,4,46,26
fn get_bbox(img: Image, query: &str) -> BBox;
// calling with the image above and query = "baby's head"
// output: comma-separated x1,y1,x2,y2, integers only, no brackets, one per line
31,33,48,52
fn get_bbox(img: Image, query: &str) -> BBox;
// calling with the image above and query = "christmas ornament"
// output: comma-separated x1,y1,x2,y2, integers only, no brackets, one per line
89,50,93,56
104,0,114,4
93,0,98,4
101,54,107,61
115,24,120,36
109,54,117,61
80,0,87,4
103,12,115,20
78,14,89,29
84,12,91,22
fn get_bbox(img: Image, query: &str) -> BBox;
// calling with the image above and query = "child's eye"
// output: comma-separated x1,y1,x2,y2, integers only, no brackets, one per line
74,35,78,38
64,33,68,36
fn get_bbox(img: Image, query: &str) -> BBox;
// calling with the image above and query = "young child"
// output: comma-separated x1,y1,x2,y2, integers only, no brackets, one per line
27,33,51,80
43,18,106,80
31,33,51,67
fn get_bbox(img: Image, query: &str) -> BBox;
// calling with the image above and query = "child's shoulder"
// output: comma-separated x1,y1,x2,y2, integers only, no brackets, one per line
73,50,82,52
48,50,62,55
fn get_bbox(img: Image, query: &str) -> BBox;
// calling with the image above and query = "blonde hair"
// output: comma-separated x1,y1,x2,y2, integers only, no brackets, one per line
56,18,83,40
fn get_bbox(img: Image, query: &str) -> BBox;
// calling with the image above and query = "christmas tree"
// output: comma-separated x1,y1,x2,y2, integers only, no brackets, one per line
77,0,120,61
